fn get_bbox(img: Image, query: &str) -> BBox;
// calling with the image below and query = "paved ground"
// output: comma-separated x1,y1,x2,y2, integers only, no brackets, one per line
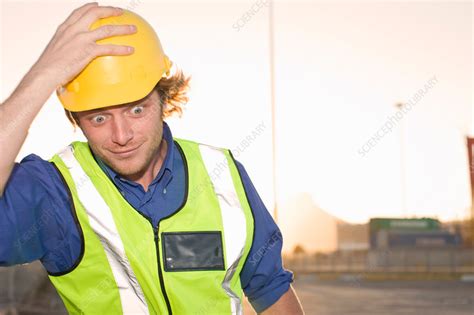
2,264,474,314
292,274,474,315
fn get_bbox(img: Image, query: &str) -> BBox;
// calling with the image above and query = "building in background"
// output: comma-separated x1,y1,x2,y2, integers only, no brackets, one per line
444,219,472,246
369,218,462,249
337,223,369,251
279,193,340,254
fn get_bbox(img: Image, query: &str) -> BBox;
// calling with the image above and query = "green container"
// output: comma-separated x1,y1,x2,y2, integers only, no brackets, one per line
369,218,441,232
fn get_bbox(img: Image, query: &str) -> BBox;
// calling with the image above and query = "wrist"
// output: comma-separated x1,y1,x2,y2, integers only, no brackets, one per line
16,66,58,100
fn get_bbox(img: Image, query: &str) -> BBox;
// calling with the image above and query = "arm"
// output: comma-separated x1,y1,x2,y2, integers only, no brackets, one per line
0,2,135,196
260,286,304,314
0,156,64,267
0,60,56,196
231,158,304,314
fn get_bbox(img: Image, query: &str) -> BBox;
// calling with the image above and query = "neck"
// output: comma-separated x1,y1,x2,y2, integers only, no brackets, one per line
127,138,168,192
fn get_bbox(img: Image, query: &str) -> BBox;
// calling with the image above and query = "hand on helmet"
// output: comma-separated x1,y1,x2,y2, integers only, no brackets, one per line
30,2,136,88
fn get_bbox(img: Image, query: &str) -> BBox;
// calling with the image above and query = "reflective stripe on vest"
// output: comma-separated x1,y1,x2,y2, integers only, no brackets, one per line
199,144,247,315
58,145,149,314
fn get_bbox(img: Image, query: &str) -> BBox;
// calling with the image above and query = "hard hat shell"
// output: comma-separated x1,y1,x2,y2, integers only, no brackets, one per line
57,10,172,112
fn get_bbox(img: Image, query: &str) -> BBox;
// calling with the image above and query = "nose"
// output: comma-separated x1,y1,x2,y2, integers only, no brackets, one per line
111,116,133,146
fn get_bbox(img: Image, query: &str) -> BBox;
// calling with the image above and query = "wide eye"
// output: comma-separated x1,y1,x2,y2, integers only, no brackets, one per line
131,105,144,115
91,115,106,124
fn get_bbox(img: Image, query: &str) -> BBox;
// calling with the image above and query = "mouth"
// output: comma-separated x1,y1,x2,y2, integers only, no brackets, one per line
109,144,142,158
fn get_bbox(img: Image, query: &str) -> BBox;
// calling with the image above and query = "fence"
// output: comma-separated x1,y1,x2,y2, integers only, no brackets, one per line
0,262,66,315
285,248,474,274
1,249,474,314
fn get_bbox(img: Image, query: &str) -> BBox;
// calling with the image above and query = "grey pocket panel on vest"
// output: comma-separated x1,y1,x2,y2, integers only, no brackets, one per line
162,231,225,272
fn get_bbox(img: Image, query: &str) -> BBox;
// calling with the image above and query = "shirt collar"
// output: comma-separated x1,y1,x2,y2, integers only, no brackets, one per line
92,121,175,187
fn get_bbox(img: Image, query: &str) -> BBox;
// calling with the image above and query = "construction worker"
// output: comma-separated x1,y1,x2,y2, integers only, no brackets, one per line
0,3,303,314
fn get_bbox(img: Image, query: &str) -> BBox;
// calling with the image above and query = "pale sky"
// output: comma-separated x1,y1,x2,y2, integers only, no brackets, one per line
1,0,473,225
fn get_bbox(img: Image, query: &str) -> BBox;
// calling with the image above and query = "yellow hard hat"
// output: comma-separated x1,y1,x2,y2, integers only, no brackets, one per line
57,9,172,112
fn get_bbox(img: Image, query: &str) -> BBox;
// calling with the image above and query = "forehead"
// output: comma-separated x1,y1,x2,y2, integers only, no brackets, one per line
77,90,158,117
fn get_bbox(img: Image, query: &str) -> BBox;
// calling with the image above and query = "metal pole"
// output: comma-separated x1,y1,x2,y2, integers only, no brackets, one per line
466,137,474,247
395,103,407,217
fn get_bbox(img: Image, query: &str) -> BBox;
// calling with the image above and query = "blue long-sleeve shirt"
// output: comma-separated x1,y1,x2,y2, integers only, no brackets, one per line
0,121,292,313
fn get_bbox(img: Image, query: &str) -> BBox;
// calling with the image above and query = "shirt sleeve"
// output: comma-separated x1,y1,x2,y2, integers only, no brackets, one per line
0,154,77,273
233,158,294,313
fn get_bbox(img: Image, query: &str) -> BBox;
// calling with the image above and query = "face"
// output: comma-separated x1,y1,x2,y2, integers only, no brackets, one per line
75,89,164,180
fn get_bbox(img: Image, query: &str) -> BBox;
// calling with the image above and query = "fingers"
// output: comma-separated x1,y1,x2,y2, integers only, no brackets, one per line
77,6,125,31
60,5,124,36
88,24,137,42
60,2,99,29
93,44,135,57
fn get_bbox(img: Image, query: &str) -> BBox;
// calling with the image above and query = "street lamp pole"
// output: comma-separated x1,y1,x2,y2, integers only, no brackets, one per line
395,102,407,217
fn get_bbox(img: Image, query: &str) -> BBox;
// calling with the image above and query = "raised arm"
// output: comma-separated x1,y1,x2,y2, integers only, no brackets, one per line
0,2,136,195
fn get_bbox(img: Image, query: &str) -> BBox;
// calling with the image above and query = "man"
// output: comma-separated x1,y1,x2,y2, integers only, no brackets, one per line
0,3,303,314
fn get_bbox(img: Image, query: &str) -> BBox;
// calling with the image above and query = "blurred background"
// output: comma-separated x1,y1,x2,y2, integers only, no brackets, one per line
1,0,473,314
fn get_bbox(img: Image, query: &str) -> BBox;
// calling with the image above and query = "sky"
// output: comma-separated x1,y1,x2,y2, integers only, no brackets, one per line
1,0,473,225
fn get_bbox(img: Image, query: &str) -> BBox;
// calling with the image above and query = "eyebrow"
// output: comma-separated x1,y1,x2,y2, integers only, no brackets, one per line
82,109,108,119
83,101,149,119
